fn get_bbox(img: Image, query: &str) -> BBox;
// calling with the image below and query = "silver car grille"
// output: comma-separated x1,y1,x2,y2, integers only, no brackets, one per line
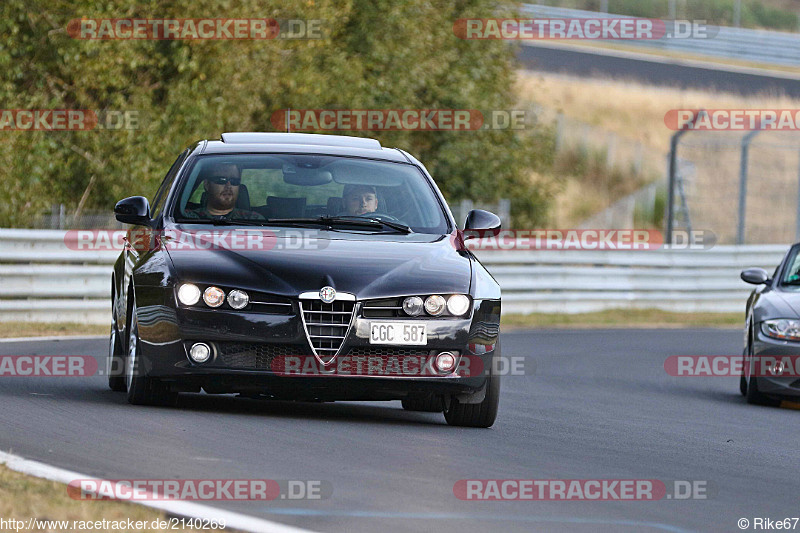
299,299,356,363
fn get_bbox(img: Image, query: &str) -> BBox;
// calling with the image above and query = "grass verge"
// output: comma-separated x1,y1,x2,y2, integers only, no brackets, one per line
0,463,197,532
0,322,108,339
503,309,742,329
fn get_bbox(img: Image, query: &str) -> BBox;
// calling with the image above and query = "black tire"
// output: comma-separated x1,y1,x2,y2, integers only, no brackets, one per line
444,341,501,428
739,348,748,396
746,374,780,407
401,395,443,412
107,319,126,392
744,339,780,407
444,373,500,428
125,300,178,406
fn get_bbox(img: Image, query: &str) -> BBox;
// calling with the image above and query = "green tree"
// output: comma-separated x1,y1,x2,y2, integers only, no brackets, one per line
0,0,554,227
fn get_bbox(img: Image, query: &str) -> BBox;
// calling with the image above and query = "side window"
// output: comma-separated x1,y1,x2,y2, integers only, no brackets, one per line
150,150,189,220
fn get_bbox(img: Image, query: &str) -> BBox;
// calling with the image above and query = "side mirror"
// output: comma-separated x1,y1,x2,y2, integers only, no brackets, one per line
741,268,770,285
463,209,502,240
114,196,151,226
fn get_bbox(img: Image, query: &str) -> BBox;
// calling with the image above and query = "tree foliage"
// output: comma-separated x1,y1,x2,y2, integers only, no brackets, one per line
0,0,554,227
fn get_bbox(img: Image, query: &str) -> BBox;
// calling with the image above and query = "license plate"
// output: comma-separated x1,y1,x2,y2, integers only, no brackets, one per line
370,322,427,345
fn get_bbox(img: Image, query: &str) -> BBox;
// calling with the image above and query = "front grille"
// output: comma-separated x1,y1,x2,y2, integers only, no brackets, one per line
205,342,306,370
346,346,431,357
362,298,403,318
300,300,355,362
248,292,293,315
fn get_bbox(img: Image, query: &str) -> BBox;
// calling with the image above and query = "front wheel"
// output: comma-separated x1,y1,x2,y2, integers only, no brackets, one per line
444,373,500,428
402,395,443,412
444,342,501,428
744,338,780,407
125,300,177,406
107,313,126,392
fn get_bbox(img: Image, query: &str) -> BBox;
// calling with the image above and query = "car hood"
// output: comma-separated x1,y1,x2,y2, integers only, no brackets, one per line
774,290,800,318
164,227,472,299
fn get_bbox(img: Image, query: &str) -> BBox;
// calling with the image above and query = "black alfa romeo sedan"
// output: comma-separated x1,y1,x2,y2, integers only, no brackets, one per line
108,132,502,427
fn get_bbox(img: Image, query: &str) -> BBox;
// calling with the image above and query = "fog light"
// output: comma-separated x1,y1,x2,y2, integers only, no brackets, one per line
189,343,211,363
203,286,225,307
227,289,249,309
435,351,456,373
402,296,424,316
177,283,201,306
424,295,446,316
446,294,470,316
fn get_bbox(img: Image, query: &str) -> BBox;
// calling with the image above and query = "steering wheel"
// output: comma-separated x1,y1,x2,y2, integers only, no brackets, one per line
370,212,403,223
354,212,403,223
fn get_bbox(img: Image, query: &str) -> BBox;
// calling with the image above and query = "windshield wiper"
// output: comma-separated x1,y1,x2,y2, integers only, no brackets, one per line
175,218,277,227
268,216,412,234
325,215,412,233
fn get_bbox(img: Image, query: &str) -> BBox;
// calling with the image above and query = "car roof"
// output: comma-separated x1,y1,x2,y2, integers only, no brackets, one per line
200,132,409,163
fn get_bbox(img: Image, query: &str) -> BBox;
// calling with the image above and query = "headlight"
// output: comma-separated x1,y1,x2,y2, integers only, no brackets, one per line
227,289,249,310
203,286,225,308
424,295,446,316
177,283,201,306
402,296,424,316
762,319,800,341
446,294,470,316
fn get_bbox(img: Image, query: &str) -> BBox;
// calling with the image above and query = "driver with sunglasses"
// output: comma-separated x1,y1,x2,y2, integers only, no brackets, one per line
184,162,264,221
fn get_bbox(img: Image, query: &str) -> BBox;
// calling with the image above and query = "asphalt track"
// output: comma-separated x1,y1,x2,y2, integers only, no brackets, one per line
1,329,799,533
517,44,800,98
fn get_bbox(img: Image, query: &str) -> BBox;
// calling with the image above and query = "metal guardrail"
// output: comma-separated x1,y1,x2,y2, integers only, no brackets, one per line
521,4,800,68
0,229,789,323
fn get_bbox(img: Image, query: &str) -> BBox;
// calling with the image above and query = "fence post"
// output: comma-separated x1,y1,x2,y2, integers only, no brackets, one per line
737,130,760,245
497,199,511,229
733,0,742,27
606,133,617,169
600,0,608,14
667,110,705,246
459,199,473,228
555,113,564,152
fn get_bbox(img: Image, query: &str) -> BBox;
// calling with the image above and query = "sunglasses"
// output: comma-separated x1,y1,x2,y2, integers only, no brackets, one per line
208,176,241,186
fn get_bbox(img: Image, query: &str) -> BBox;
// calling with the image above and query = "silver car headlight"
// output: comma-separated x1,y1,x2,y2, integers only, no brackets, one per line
762,319,800,341
203,286,226,308
177,283,201,306
446,294,471,317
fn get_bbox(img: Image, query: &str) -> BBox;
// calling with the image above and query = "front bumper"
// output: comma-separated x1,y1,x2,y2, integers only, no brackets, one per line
131,296,501,400
752,326,800,399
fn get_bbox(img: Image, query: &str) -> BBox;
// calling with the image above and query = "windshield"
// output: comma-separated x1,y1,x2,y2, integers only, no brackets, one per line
171,154,449,234
781,247,800,286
